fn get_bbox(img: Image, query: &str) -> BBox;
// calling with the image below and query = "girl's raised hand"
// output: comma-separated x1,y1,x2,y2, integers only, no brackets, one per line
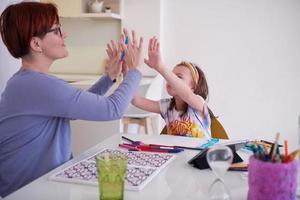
120,29,143,71
144,36,163,71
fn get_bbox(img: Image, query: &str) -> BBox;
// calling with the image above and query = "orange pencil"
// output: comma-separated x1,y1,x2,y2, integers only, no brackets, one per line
285,149,300,163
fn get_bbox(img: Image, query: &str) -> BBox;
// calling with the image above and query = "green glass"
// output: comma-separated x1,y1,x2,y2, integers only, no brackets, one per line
96,154,127,200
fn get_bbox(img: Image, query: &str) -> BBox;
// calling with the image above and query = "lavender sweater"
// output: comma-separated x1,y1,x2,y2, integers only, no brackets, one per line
0,68,141,197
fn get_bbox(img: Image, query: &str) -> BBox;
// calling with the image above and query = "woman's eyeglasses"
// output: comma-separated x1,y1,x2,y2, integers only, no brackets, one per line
46,26,62,37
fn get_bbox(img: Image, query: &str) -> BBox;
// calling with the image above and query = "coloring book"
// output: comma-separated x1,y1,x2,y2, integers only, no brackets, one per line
50,148,176,190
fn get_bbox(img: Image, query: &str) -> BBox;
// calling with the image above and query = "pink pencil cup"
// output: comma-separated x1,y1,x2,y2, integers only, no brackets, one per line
247,156,298,200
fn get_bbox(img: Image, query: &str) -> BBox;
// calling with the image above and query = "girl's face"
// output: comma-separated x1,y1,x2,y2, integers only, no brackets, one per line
39,24,68,60
166,65,195,97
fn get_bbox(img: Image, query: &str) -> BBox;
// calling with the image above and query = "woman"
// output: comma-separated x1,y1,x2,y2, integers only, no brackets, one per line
0,2,143,197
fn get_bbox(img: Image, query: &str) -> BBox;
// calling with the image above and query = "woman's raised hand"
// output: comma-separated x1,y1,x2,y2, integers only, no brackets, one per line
120,29,143,71
144,36,163,71
106,39,122,80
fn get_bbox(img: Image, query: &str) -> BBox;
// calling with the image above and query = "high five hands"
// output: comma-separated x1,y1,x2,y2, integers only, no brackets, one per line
105,29,143,80
106,31,166,79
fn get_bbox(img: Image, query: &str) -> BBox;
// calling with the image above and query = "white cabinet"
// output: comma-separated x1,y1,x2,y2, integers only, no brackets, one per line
71,120,120,156
40,0,123,78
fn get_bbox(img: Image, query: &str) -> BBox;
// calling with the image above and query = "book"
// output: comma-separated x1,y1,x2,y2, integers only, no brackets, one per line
50,148,176,190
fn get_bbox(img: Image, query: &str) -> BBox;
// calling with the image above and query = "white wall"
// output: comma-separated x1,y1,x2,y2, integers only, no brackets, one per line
123,0,165,132
0,1,20,97
122,0,162,76
162,0,300,148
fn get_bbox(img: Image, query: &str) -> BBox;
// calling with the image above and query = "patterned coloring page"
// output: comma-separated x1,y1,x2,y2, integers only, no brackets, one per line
50,148,176,190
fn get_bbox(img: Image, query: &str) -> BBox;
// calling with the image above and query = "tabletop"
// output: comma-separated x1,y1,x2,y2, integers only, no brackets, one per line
4,134,250,200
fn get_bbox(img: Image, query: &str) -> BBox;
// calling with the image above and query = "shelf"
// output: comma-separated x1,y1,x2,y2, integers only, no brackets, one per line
80,12,121,19
60,12,121,20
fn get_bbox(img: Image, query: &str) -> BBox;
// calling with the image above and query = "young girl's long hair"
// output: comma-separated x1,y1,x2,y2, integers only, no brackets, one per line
168,61,215,118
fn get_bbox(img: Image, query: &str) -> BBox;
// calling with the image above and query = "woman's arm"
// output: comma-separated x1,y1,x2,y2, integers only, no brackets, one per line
29,69,141,121
33,29,144,121
68,69,142,120
88,75,115,95
132,95,160,114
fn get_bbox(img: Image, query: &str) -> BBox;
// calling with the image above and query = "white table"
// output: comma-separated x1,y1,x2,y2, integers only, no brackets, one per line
4,134,249,200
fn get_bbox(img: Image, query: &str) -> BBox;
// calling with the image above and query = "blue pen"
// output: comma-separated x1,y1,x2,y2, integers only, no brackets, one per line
200,138,219,149
165,148,184,153
120,36,128,61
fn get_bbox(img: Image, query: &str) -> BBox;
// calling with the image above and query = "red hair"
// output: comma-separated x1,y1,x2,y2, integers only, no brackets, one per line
0,2,59,58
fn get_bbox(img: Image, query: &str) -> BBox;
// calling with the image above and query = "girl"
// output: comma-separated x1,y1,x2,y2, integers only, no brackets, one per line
132,37,213,139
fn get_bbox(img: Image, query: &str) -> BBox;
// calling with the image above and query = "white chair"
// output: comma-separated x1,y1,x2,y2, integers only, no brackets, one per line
122,74,164,134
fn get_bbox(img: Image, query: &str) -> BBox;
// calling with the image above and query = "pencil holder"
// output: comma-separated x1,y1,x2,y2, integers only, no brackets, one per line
247,156,298,200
